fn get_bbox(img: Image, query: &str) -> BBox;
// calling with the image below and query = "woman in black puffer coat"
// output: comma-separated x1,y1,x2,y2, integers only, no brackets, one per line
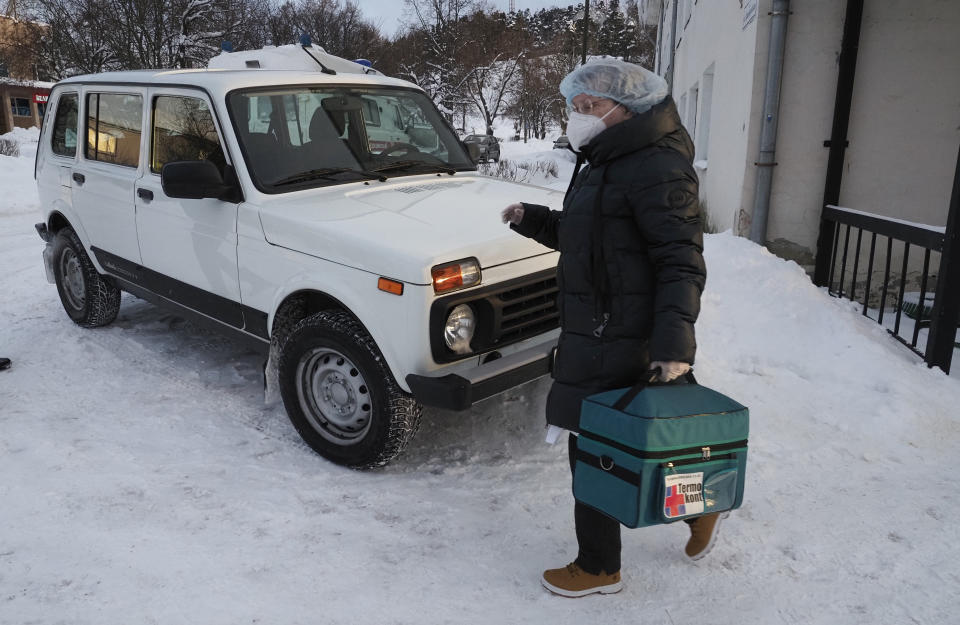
502,59,708,597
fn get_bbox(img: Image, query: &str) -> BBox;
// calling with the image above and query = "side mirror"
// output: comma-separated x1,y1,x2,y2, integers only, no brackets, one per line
161,161,236,201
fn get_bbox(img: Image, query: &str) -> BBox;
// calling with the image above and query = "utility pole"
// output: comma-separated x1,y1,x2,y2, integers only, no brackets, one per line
582,0,590,64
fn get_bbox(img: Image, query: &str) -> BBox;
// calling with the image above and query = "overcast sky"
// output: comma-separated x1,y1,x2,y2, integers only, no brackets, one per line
356,1,575,37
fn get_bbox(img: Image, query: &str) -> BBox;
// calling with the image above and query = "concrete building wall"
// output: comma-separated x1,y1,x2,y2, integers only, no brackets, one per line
764,0,844,265
839,0,960,229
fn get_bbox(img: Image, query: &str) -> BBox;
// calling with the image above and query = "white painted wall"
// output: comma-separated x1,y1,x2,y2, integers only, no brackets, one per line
662,0,960,267
666,0,764,234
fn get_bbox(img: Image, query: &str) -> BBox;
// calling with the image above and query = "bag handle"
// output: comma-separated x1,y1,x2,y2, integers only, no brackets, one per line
611,368,698,411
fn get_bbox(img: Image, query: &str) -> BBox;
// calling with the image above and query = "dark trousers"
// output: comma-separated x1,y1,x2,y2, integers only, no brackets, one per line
568,434,621,575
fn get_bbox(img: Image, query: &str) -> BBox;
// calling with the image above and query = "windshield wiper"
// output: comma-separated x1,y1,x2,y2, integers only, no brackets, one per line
372,160,457,175
272,167,387,187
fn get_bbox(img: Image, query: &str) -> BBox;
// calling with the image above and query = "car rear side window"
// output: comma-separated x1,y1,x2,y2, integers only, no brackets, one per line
85,92,143,168
151,95,225,175
51,93,79,157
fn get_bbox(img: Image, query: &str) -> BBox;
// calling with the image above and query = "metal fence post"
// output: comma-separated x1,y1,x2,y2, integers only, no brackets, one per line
925,143,960,374
813,0,864,287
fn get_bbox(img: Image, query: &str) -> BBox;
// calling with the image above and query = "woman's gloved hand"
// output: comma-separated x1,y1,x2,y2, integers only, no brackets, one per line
501,203,525,225
650,361,691,382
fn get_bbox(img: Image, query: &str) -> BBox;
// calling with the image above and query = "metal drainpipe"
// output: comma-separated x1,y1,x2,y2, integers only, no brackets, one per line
666,0,679,92
749,0,791,245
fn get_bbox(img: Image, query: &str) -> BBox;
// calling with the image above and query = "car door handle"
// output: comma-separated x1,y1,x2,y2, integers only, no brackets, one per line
137,188,154,201
72,172,85,185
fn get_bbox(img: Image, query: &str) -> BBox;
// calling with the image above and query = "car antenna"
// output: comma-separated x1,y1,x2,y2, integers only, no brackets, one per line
299,34,336,75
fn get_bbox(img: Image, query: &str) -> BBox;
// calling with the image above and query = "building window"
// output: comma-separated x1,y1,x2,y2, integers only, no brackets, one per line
696,64,715,162
151,95,225,175
85,92,143,168
10,97,31,117
51,93,79,157
687,82,699,147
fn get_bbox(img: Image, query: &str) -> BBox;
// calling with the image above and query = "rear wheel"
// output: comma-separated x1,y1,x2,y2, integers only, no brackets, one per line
52,227,121,327
278,311,422,468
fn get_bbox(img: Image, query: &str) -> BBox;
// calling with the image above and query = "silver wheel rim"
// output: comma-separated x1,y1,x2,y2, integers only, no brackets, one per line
59,247,85,310
295,347,373,445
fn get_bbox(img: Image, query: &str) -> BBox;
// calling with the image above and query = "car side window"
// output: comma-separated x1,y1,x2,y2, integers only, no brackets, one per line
151,95,225,175
51,93,79,157
85,92,143,168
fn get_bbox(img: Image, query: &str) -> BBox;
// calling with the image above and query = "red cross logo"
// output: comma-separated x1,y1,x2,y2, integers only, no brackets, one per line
664,485,686,518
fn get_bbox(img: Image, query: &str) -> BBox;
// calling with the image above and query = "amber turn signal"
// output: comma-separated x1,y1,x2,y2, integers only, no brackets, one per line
431,258,481,294
378,277,404,295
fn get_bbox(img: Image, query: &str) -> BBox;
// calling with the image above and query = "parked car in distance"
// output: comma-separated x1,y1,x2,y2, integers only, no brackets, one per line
462,134,500,163
34,43,562,470
552,135,570,150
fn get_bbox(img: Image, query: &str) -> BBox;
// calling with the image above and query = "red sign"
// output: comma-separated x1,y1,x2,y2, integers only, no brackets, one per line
34,94,48,103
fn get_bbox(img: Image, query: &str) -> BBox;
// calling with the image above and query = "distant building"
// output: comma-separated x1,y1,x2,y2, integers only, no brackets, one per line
1,76,50,133
0,13,49,133
644,0,960,270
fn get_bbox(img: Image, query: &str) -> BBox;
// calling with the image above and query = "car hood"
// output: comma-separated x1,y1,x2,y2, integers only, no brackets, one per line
256,173,563,284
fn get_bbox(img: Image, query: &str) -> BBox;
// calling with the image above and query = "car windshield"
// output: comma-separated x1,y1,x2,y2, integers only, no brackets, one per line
227,86,475,192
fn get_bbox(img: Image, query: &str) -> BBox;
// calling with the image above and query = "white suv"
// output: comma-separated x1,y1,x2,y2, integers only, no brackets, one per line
34,44,561,468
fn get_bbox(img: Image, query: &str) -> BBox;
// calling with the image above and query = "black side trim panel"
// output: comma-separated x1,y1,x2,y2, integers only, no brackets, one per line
112,276,269,355
241,305,269,340
92,246,270,343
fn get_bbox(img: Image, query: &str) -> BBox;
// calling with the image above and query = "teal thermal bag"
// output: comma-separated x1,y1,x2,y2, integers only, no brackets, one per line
572,373,749,528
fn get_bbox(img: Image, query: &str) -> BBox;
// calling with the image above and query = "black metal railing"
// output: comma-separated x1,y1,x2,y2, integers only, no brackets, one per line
814,146,960,374
820,206,945,357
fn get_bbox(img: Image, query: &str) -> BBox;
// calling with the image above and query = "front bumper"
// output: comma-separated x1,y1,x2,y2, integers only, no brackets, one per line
406,340,555,410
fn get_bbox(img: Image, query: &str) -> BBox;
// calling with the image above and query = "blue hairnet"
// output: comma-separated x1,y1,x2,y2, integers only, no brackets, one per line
559,58,668,115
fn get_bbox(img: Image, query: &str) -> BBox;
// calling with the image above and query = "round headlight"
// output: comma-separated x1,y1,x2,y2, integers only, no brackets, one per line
444,304,476,355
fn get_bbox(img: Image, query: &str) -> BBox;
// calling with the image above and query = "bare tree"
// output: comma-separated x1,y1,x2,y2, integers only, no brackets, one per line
32,0,271,78
401,0,477,115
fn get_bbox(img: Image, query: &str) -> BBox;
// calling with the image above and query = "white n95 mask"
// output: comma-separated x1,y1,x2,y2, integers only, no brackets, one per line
566,104,621,152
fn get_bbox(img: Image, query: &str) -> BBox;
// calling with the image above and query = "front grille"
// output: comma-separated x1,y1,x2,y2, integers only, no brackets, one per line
429,269,560,363
493,276,559,344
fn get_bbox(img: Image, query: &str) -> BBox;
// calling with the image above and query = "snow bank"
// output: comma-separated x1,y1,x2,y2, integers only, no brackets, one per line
1,146,959,624
0,127,41,217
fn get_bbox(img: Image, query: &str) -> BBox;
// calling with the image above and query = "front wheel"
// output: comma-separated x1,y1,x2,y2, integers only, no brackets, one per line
277,311,422,468
52,227,121,327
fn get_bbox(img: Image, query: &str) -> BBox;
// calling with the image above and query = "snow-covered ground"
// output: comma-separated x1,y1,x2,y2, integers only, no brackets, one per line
2,129,960,624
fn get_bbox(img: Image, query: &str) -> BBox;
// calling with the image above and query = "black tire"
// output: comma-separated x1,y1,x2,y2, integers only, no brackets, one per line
52,227,121,327
278,311,422,469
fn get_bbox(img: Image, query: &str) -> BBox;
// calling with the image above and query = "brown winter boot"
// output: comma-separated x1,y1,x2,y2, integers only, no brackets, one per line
541,562,623,597
685,512,729,560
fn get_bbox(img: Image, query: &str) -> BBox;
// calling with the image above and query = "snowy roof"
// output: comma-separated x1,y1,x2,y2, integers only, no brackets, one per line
0,77,54,90
54,67,418,94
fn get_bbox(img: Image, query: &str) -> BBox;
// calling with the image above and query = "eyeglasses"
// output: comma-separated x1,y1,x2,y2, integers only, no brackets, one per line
569,98,613,115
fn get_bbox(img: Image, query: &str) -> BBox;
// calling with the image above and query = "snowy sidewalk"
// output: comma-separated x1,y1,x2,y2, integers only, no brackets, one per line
2,140,960,624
